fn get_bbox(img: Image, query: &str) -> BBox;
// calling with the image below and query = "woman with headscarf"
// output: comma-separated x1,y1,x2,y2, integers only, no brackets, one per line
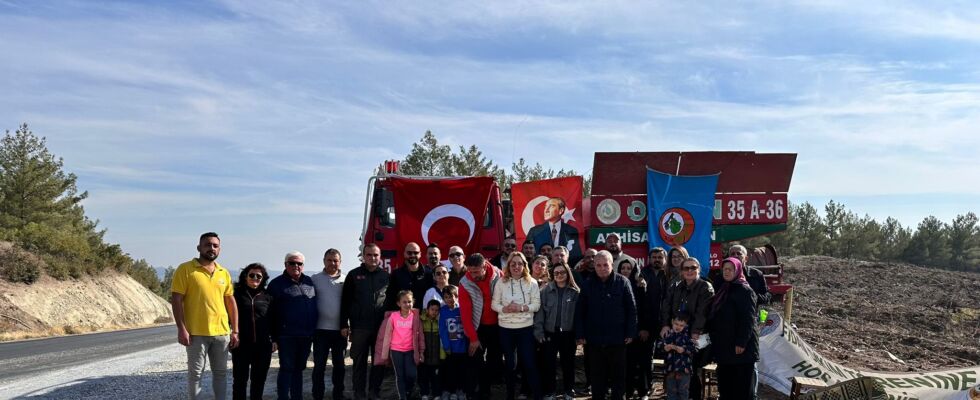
707,257,759,400
618,258,651,400
231,263,274,400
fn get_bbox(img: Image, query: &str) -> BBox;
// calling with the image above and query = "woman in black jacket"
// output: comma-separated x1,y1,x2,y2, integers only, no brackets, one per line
618,258,650,400
707,257,759,400
231,263,274,400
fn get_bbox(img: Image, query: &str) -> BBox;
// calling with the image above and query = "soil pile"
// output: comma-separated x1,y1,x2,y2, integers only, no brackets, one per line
783,256,980,372
0,273,172,340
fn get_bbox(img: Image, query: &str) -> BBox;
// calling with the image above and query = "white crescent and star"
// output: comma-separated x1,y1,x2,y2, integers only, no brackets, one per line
421,204,476,246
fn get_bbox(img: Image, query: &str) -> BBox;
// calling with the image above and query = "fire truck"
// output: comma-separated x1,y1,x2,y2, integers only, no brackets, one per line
359,152,796,298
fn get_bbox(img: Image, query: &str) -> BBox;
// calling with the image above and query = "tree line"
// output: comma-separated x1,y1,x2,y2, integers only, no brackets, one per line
748,201,980,272
0,124,171,296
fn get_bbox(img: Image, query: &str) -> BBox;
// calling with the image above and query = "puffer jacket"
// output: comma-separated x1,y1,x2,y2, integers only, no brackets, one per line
490,277,540,329
233,287,273,346
661,278,714,335
421,312,444,366
707,283,759,364
534,283,579,341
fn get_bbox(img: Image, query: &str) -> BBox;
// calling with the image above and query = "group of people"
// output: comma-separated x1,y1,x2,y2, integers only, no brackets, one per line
171,231,770,400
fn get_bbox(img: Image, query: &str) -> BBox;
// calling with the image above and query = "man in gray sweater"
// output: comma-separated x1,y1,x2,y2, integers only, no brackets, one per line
311,249,346,400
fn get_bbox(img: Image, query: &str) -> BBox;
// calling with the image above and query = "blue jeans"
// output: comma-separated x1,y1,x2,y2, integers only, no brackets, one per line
391,350,418,400
312,329,346,400
499,326,541,400
277,336,312,400
665,372,690,400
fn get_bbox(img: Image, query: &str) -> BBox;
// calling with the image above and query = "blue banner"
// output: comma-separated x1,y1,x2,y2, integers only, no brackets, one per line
646,168,719,278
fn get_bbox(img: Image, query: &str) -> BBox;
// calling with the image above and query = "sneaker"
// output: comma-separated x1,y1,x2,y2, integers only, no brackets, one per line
422,396,430,400
449,395,459,400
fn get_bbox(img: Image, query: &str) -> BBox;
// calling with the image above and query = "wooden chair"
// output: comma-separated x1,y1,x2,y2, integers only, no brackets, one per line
790,376,829,399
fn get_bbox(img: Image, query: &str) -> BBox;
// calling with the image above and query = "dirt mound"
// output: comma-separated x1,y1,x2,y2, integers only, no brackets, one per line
783,256,980,372
0,272,173,340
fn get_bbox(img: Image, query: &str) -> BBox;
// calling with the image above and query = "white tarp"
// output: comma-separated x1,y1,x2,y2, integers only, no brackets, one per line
758,312,980,400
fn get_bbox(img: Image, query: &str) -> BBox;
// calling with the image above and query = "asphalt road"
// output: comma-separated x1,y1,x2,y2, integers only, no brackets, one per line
0,325,175,382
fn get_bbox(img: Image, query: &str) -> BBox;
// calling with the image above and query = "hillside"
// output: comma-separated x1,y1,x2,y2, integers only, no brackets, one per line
0,272,173,341
783,256,980,372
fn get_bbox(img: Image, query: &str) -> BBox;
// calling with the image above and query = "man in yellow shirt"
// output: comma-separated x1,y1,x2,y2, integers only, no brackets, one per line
171,232,240,400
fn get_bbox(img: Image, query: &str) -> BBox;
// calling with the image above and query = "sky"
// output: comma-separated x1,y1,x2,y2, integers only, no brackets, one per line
1,1,978,275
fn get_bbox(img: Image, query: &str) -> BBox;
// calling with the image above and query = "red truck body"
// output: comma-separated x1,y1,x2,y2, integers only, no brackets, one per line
360,152,796,297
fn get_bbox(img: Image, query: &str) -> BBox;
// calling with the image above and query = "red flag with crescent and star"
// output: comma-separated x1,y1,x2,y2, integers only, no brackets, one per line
512,176,585,260
389,176,495,256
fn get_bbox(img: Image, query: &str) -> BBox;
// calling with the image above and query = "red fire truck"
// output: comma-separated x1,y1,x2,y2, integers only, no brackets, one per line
359,152,796,298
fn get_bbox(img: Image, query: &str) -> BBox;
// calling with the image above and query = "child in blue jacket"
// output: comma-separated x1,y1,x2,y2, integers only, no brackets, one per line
439,285,468,400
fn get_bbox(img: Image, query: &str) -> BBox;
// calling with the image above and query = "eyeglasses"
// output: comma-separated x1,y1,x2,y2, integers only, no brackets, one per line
681,266,698,271
248,273,263,279
406,251,420,255
449,253,464,257
287,261,304,267
434,271,447,276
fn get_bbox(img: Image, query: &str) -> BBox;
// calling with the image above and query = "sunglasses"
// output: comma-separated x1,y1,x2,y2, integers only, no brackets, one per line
406,251,420,255
248,273,263,279
287,261,304,267
449,253,464,257
553,270,567,275
434,271,447,276
681,266,698,271
504,244,517,249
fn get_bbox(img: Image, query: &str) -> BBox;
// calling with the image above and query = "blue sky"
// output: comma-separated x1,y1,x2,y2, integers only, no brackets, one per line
1,1,978,274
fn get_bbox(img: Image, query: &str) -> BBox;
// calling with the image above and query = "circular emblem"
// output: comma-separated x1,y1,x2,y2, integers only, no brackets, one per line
659,207,695,245
627,200,646,222
596,199,621,225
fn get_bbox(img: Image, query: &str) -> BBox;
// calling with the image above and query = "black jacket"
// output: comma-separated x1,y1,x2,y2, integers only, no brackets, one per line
267,273,318,340
385,263,433,310
340,264,390,330
661,278,714,335
746,267,771,306
234,287,273,346
639,267,667,333
711,268,771,308
575,273,637,345
707,283,759,365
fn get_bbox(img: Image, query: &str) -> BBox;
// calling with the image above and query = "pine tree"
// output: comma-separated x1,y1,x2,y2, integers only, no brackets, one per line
0,124,87,230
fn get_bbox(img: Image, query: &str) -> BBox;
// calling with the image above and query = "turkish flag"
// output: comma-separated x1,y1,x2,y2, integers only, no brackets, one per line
390,177,495,256
512,176,585,260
